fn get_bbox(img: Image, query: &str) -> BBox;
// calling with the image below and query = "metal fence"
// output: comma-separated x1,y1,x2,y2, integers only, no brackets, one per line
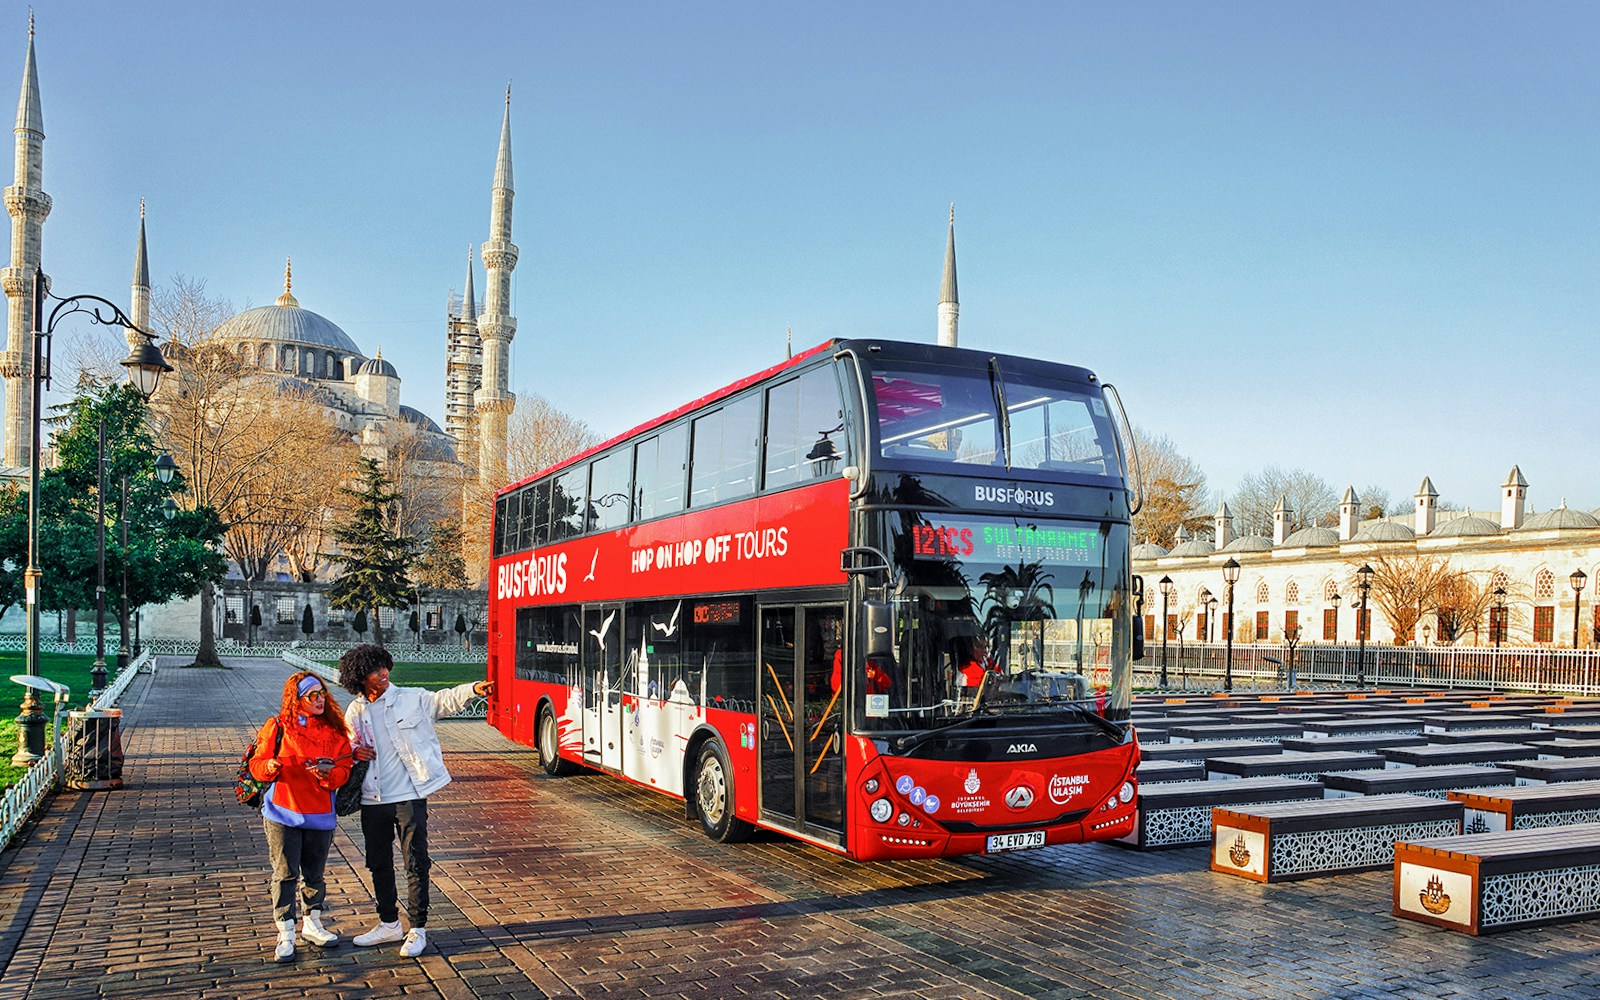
282,651,488,718
0,635,486,664
1140,642,1600,697
1,650,150,852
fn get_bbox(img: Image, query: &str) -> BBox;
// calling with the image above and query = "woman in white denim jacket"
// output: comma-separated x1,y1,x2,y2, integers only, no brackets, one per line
338,643,491,958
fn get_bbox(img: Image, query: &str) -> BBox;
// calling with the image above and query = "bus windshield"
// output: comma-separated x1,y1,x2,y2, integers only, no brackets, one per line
859,511,1133,734
870,360,1121,476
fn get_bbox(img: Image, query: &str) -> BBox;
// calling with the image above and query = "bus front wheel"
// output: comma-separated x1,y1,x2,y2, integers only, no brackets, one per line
693,741,753,843
538,703,578,776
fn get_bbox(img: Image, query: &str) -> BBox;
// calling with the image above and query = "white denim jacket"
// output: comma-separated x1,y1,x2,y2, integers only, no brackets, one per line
345,682,479,803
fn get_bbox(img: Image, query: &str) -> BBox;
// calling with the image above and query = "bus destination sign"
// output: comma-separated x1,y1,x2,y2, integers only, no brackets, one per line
910,517,1099,565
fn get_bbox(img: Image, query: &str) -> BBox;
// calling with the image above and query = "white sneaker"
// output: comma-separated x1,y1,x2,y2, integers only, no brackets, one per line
352,920,404,947
301,910,339,948
399,926,427,958
273,919,296,963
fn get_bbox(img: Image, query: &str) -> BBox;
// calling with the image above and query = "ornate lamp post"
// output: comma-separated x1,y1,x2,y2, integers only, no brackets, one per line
1356,563,1374,688
1422,623,1431,646
13,269,171,765
1157,575,1174,688
1330,591,1342,641
1571,570,1587,649
1222,558,1241,692
1493,585,1507,648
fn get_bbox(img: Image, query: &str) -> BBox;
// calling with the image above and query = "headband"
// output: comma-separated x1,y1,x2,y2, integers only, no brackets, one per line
297,676,324,697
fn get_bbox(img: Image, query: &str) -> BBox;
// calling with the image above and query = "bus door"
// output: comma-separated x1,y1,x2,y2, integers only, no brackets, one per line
582,603,624,771
758,604,846,840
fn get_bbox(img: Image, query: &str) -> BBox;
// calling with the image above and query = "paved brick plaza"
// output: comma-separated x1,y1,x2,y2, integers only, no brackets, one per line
1,658,1596,999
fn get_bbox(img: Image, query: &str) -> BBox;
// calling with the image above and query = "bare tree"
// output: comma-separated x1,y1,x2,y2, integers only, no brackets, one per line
1357,553,1455,645
1436,570,1526,645
1230,465,1338,536
1130,427,1211,547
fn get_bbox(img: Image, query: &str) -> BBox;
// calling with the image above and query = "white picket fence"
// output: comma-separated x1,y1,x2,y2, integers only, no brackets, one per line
1,650,150,852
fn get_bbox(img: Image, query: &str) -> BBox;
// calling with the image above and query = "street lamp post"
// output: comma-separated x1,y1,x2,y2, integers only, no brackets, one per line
1356,563,1374,688
1493,585,1507,648
1222,558,1241,692
13,268,171,765
1157,575,1173,688
1571,570,1587,649
1423,623,1431,646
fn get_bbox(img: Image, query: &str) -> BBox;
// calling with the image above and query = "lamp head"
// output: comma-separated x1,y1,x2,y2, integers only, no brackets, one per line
1572,569,1587,593
121,339,172,400
154,452,177,484
162,498,178,520
1357,563,1374,590
1158,574,1174,597
1222,558,1241,585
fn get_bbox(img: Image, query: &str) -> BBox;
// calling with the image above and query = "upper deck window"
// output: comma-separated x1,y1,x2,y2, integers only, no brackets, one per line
870,362,1119,476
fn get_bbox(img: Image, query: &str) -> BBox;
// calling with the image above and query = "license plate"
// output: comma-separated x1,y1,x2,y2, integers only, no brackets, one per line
985,830,1046,853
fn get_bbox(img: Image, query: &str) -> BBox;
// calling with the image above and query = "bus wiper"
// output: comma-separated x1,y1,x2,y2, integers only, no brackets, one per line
988,356,1012,472
892,706,1002,754
1027,697,1127,741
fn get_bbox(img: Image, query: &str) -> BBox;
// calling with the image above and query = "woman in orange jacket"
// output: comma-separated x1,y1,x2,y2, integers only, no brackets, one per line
248,671,354,962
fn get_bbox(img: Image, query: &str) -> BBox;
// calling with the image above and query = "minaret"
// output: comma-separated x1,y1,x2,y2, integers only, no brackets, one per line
937,204,958,347
126,200,149,350
2,14,49,469
446,246,481,467
475,86,518,487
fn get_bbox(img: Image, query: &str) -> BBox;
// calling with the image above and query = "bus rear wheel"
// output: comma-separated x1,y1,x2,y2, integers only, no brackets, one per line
693,741,753,843
538,703,578,776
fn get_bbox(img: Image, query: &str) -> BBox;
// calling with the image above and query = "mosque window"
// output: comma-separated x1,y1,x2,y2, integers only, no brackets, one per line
1535,570,1555,600
1490,570,1509,593
379,608,396,629
1323,579,1338,602
1533,605,1555,643
1254,610,1269,639
1322,608,1337,640
280,345,295,371
1255,581,1269,605
275,598,296,625
1285,581,1300,605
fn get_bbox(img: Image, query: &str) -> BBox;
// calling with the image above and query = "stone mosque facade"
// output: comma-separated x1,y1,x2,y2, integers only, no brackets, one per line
0,20,518,505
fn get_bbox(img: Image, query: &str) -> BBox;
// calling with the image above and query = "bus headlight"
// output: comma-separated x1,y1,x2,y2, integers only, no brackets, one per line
1119,781,1136,804
864,777,880,795
870,798,893,823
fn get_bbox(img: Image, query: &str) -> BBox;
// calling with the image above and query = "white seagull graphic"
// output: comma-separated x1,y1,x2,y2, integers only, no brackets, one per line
589,610,617,652
650,601,682,638
583,549,598,583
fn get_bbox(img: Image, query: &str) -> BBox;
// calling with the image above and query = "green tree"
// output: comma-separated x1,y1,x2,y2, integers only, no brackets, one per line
0,383,226,632
327,459,415,647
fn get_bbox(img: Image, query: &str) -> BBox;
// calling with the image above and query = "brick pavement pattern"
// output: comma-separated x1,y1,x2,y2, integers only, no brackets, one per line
2,657,1599,999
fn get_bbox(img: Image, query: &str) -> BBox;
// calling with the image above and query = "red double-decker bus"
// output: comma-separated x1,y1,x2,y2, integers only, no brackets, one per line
486,339,1145,860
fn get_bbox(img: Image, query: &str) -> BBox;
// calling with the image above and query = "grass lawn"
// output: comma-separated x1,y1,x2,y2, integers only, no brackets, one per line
0,653,95,790
314,660,486,692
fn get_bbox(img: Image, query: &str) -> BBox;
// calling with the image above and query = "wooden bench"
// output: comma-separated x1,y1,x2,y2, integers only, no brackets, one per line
1298,717,1426,739
1449,778,1600,833
1136,760,1205,782
1423,714,1536,733
1279,733,1428,754
1211,794,1462,882
1167,723,1303,744
1394,822,1600,934
1382,742,1539,769
1320,764,1516,799
1506,759,1600,785
1529,739,1600,760
1426,728,1543,745
1116,777,1323,850
1140,739,1283,763
1205,750,1381,781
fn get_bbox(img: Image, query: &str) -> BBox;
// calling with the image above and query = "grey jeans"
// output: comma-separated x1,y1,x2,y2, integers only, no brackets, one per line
263,819,334,922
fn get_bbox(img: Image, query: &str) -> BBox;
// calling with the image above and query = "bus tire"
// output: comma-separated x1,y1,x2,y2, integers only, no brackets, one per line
538,703,578,776
693,740,753,843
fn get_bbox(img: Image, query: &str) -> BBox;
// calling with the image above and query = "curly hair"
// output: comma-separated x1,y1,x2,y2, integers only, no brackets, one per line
278,670,352,739
338,643,394,697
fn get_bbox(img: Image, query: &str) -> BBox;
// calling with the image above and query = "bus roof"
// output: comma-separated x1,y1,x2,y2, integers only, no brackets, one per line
498,339,837,496
496,338,1102,497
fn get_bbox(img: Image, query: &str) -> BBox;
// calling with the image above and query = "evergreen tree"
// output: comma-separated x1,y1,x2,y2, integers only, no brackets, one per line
326,459,415,647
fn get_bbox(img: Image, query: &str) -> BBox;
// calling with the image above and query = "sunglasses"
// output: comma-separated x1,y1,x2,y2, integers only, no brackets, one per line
300,690,328,700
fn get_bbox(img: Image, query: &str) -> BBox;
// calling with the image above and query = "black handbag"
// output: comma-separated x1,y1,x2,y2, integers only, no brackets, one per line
335,758,370,816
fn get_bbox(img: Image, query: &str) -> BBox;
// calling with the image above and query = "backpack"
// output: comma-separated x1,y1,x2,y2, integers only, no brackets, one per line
235,721,284,808
335,758,370,816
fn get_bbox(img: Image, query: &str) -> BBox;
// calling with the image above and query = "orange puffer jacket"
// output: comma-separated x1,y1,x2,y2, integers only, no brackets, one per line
248,714,353,829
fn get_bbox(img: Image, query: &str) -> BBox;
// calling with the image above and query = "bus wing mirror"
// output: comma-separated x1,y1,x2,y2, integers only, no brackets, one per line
1132,612,1146,661
841,546,891,577
863,600,893,658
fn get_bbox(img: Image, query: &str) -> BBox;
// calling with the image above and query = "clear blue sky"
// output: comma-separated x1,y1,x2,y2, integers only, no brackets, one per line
11,2,1599,513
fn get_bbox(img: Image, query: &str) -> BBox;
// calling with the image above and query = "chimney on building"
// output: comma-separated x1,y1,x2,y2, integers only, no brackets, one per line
1501,465,1528,530
1272,495,1293,546
1215,501,1235,549
1414,477,1438,536
1339,486,1360,541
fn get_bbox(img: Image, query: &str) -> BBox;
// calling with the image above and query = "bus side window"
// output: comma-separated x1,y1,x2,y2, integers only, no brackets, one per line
635,423,688,521
530,481,552,548
764,367,845,491
551,465,586,541
588,449,631,531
